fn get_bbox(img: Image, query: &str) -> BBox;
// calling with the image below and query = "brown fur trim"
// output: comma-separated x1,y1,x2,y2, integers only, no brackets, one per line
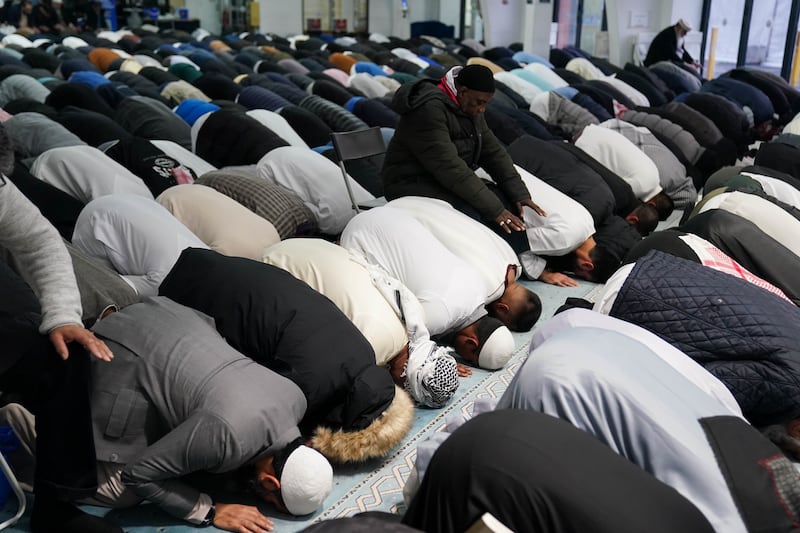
310,385,414,463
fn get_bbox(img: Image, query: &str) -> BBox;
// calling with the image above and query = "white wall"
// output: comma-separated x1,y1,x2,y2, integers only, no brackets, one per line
185,0,220,35
340,0,355,32
522,1,554,57
439,0,461,34
258,0,302,36
669,0,703,30
367,0,442,39
479,0,525,48
368,0,393,36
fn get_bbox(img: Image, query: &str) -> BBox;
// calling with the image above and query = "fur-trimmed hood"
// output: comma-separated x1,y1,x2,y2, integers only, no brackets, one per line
311,385,414,463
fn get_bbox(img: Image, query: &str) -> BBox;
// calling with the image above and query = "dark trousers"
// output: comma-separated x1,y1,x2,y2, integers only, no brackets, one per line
0,261,97,500
450,183,530,255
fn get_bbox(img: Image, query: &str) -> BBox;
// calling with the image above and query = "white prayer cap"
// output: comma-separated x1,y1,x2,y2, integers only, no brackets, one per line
280,445,333,516
478,326,515,370
475,317,515,370
677,19,692,32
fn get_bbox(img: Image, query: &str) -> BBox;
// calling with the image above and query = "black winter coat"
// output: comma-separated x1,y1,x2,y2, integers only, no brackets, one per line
382,79,530,219
159,248,395,434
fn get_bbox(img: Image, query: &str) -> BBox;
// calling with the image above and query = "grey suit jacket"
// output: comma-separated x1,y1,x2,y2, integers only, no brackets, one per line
91,297,306,521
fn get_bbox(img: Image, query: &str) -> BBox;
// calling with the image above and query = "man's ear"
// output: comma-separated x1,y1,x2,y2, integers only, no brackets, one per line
787,418,800,440
488,300,510,319
624,213,639,226
577,258,594,272
258,471,281,492
463,334,479,351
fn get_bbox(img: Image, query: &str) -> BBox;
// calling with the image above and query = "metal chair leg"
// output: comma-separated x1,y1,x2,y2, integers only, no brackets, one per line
0,453,26,530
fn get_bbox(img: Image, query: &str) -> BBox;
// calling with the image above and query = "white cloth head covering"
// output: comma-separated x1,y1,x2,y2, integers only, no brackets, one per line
405,338,459,408
477,324,515,370
677,19,692,32
280,445,333,515
351,250,460,408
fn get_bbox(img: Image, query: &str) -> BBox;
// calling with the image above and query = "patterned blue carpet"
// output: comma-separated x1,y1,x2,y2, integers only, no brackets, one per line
0,279,601,532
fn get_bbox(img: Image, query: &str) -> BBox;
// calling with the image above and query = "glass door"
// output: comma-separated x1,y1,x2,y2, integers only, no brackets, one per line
746,0,789,76
703,0,745,77
555,0,578,49
578,0,604,55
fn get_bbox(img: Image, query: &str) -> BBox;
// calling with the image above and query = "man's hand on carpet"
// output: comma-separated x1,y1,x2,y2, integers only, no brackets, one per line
457,363,473,377
214,503,274,532
538,271,579,287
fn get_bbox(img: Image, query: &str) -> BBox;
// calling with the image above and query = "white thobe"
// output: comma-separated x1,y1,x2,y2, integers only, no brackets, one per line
523,62,568,89
341,206,486,336
384,196,520,302
493,71,543,105
245,109,309,149
156,184,279,260
72,194,208,296
30,145,153,203
256,146,374,235
262,239,408,365
479,164,594,278
740,171,800,210
533,308,744,416
498,324,748,533
698,191,800,257
151,139,217,178
575,124,663,201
